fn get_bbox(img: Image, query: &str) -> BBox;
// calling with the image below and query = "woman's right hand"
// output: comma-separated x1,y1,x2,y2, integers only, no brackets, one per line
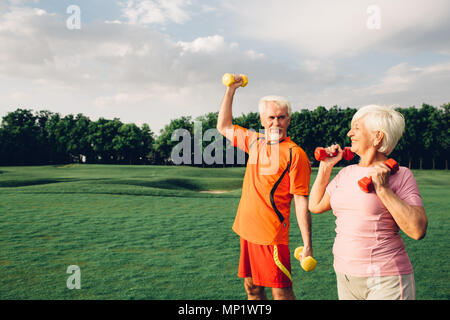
321,144,343,167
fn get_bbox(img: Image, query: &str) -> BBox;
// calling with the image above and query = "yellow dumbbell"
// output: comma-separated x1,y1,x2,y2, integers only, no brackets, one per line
294,246,317,272
222,73,248,87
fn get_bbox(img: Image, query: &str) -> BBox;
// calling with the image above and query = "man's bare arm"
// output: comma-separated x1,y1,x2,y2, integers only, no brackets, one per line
294,194,312,258
217,75,244,136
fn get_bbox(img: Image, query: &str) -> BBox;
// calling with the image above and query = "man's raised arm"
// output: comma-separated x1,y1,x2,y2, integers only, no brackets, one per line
217,75,245,136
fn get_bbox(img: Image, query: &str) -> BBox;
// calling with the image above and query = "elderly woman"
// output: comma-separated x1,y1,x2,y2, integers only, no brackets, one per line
309,104,428,300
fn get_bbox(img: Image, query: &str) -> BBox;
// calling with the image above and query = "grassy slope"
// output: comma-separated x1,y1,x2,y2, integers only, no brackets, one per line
0,165,448,299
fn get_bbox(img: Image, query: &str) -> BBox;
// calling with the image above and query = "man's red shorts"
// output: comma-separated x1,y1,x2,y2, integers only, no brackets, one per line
238,238,292,288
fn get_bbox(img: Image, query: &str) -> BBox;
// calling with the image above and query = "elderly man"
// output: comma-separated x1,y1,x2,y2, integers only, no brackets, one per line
216,75,313,300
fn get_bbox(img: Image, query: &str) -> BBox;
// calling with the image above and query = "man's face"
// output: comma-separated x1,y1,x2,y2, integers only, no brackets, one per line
260,101,291,142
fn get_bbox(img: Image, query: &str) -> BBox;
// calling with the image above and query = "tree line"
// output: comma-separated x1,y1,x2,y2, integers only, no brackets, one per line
0,103,448,169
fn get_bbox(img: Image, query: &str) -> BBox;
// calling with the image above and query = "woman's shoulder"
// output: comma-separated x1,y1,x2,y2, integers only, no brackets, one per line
338,164,362,174
394,165,417,183
398,165,412,173
332,164,361,180
394,166,415,179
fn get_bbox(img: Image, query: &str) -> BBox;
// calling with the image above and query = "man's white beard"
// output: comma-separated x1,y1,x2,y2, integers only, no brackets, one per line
267,127,281,142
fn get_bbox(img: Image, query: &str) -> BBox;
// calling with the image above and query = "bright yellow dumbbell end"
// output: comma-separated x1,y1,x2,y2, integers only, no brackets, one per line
294,246,303,261
222,73,248,87
222,73,235,87
294,246,317,272
301,256,317,272
240,74,248,87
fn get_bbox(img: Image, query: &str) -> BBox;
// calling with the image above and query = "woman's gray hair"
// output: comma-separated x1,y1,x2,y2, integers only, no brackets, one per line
352,104,405,155
258,95,292,117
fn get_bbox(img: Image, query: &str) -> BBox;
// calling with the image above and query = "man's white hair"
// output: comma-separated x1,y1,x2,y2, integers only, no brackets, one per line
352,104,405,155
258,95,292,117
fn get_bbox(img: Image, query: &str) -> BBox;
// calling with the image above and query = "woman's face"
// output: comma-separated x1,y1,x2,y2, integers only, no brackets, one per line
347,118,374,155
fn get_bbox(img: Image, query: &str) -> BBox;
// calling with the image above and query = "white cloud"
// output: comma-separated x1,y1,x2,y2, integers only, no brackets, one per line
0,5,273,131
2,0,38,5
105,20,123,25
93,85,193,109
121,0,191,25
200,4,216,13
366,62,450,98
223,0,450,58
292,61,450,109
0,7,182,87
245,50,265,60
0,1,449,134
0,0,38,12
9,91,24,100
158,0,191,23
93,93,151,109
177,35,227,54
299,59,337,83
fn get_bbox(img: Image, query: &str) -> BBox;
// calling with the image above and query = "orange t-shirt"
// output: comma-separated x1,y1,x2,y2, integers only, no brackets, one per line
229,125,311,245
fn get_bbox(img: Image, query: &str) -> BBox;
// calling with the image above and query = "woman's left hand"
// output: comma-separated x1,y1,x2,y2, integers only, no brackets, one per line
370,163,391,192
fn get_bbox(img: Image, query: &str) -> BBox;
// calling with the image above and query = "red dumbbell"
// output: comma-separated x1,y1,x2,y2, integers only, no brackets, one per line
314,147,354,162
358,158,399,193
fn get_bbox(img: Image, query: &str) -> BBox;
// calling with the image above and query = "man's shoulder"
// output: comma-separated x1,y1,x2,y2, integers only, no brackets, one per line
233,124,263,136
284,142,310,168
285,141,307,157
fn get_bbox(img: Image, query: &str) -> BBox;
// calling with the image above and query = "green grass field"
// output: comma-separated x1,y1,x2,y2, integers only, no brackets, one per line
0,164,449,300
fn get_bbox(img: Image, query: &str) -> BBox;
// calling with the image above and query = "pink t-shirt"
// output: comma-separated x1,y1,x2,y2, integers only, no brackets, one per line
326,164,423,277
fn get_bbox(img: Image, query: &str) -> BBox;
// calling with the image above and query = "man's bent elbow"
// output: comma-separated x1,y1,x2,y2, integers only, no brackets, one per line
216,124,226,136
217,124,233,137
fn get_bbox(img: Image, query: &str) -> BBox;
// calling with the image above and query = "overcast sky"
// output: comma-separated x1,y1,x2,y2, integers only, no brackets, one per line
1,0,449,134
